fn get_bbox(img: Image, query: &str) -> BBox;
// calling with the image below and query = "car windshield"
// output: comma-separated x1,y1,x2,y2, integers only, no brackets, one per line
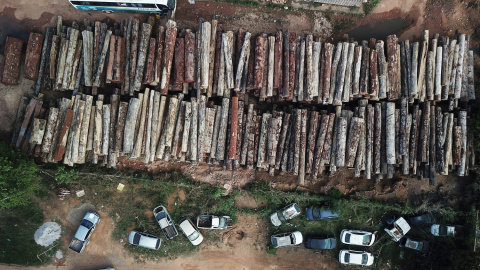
345,233,351,243
156,212,166,221
188,231,200,241
363,235,372,245
362,254,368,265
133,233,141,245
344,253,350,263
439,225,448,236
80,219,94,229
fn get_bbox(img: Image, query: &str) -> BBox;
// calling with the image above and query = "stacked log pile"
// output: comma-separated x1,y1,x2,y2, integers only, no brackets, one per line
4,17,476,185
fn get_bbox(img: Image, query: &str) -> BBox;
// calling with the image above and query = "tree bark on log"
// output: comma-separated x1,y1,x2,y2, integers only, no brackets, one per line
352,46,362,97
93,99,104,155
93,30,112,92
132,23,152,92
254,35,268,89
342,43,354,102
223,31,234,90
216,98,230,161
235,32,251,91
346,117,363,167
386,102,396,164
153,26,165,86
101,104,111,156
374,103,381,174
267,36,275,97
160,20,177,94
55,38,68,89
458,110,467,176
62,29,79,89
53,109,73,161
82,31,93,86
359,46,370,97
174,37,185,84
298,109,307,185
335,117,347,167
387,35,399,100
123,98,140,154
143,37,156,85
275,112,290,169
228,96,239,159
257,113,271,169
306,111,319,173
24,33,44,80
274,31,283,90
197,95,207,161
77,95,93,164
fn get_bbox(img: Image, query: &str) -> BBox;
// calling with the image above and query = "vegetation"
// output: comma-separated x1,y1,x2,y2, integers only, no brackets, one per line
0,142,40,209
363,0,381,15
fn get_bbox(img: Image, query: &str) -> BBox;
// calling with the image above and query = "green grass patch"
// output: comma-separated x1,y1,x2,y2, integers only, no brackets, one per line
363,0,381,15
0,202,60,265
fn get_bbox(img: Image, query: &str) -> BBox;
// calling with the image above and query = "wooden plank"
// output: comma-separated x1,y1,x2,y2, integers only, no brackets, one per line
24,33,44,80
160,20,177,94
132,23,152,92
2,37,23,85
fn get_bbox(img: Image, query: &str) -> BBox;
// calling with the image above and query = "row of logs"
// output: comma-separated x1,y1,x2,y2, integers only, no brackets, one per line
2,18,475,111
13,91,474,184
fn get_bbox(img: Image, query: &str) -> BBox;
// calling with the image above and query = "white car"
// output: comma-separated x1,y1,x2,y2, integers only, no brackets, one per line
178,218,204,246
339,250,374,266
128,230,162,250
270,203,301,226
271,231,303,248
340,229,375,246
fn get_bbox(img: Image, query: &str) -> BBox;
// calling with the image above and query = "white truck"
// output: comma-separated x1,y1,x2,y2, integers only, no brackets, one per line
153,205,179,240
196,215,232,230
384,217,411,242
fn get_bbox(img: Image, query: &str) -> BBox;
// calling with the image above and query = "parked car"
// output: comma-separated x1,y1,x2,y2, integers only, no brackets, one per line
431,224,465,238
270,203,301,226
271,231,303,248
196,215,232,230
178,218,204,246
399,237,429,253
409,213,436,227
69,212,101,253
339,250,374,266
153,205,179,240
305,208,340,221
384,217,411,242
128,230,162,250
340,229,375,246
305,236,337,250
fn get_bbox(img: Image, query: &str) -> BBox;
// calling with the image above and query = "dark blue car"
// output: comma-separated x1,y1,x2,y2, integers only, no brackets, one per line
305,236,337,250
305,208,340,221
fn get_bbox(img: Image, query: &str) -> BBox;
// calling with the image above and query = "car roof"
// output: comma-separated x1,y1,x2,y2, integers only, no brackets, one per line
179,219,196,235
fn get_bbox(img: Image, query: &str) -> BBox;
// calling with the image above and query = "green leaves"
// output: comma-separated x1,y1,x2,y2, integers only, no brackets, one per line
0,143,40,209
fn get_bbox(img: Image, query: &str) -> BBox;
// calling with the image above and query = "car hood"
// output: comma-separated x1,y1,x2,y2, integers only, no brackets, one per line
270,213,282,226
292,231,303,245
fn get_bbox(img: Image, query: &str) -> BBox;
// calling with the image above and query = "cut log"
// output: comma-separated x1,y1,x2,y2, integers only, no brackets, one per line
123,98,141,153
174,37,185,84
257,113,271,169
228,96,239,159
345,117,363,167
93,30,112,92
352,46,362,97
305,35,314,101
235,32,252,91
333,42,349,105
458,110,467,176
132,23,152,92
172,101,186,158
275,112,290,169
81,30,94,86
62,29,79,89
93,99,104,155
160,20,177,94
442,113,453,175
365,105,374,179
419,101,430,163
132,88,149,158
254,35,268,89
410,42,419,99
274,31,283,90
189,97,198,161
41,107,59,153
102,104,111,156
29,118,46,146
335,117,347,167
359,46,370,97
296,38,306,102
2,37,23,85
241,104,253,165
310,114,328,179
24,33,44,80
306,111,319,173
374,103,381,174
288,32,297,100
342,43,354,102
209,104,221,159
68,39,83,90
204,107,216,155
282,30,290,97
267,114,282,167
207,20,218,96
386,102,396,164
454,34,465,99
53,109,73,161
216,98,230,161
35,28,52,94
223,31,235,90
182,101,192,154
298,109,307,185
143,37,156,85
143,91,154,163
55,37,68,89
197,95,207,160
200,22,211,91
369,49,379,100
386,35,399,100
77,95,93,164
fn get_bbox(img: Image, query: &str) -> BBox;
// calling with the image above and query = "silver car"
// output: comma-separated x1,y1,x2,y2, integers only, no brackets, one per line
128,230,162,250
270,203,301,226
178,218,204,246
340,229,376,246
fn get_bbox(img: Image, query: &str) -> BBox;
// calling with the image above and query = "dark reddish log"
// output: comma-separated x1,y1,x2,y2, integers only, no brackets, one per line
184,31,196,83
160,20,177,94
15,98,38,149
306,111,319,174
288,32,297,100
228,96,239,159
174,37,185,84
246,37,255,90
274,31,283,89
53,109,74,161
24,33,44,80
282,30,290,97
359,46,370,97
2,37,23,85
49,35,60,79
254,35,267,89
113,36,125,84
143,37,156,85
154,26,165,86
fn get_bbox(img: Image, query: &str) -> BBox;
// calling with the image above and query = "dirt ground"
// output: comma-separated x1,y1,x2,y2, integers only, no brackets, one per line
1,0,480,269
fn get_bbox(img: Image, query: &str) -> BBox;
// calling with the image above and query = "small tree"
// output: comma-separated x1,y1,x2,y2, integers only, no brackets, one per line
0,143,40,209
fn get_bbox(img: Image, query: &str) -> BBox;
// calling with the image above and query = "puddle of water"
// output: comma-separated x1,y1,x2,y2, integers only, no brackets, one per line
348,17,406,42
0,12,30,55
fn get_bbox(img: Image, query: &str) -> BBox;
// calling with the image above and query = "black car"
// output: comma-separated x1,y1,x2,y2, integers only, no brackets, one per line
399,237,429,253
409,213,436,227
305,236,337,250
305,208,340,221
